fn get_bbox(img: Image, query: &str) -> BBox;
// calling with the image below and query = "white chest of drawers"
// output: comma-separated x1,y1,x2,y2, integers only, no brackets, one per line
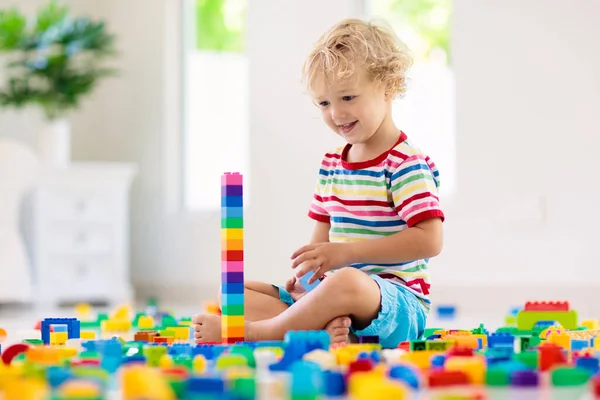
33,162,137,306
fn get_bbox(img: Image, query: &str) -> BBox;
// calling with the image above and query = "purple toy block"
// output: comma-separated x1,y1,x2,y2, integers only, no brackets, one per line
222,271,244,283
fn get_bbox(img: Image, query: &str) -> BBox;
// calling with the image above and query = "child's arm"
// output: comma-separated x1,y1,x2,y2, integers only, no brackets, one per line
347,217,442,264
310,221,330,244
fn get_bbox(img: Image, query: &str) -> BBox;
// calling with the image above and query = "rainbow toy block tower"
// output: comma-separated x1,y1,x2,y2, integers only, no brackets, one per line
221,172,245,344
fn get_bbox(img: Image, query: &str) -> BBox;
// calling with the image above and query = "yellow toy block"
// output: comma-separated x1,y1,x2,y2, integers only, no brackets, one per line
122,365,175,400
399,350,443,370
582,319,599,330
75,303,92,320
101,319,132,332
445,335,480,349
547,332,571,352
193,355,207,374
221,228,243,241
171,327,190,341
222,316,244,327
80,331,96,340
111,304,132,320
348,372,408,400
138,316,154,329
445,355,486,384
3,377,49,400
56,380,102,399
50,332,68,346
333,344,382,365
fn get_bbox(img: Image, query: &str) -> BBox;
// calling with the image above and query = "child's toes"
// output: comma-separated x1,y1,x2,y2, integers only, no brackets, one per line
192,314,204,324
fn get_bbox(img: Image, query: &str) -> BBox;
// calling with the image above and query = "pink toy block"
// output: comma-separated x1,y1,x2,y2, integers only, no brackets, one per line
222,261,244,273
221,172,243,186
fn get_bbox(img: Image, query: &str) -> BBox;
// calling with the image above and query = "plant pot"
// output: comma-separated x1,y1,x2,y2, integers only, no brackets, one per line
39,118,71,167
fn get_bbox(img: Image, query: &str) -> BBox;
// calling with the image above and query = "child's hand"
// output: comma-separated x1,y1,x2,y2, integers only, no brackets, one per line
290,242,351,283
285,276,307,302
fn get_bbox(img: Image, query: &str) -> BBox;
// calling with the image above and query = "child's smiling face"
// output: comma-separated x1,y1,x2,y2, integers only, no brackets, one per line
311,67,391,146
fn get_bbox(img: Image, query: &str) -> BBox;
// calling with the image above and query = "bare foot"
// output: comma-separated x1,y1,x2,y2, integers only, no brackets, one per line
192,314,255,343
325,316,351,345
192,314,223,342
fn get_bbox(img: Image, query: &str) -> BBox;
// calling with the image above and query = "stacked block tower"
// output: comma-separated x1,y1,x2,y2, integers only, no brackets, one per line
221,172,245,344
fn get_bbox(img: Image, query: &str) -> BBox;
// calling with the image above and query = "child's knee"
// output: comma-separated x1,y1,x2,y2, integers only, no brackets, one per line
323,267,372,296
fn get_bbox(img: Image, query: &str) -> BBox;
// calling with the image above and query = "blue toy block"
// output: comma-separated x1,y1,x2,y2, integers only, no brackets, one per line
221,206,243,219
222,282,244,294
488,333,515,349
221,195,243,207
436,305,456,319
571,339,589,352
389,365,421,389
299,271,320,292
41,318,80,345
269,330,330,371
323,370,345,396
52,324,68,333
222,293,244,306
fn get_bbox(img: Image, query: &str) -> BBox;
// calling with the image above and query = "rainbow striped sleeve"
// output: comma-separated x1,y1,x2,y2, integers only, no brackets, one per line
389,152,444,227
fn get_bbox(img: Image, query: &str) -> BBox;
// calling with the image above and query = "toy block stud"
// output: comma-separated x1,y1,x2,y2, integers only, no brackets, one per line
221,172,245,344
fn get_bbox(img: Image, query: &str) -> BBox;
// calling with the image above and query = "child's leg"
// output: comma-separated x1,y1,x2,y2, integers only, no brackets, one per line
196,267,380,342
218,281,290,321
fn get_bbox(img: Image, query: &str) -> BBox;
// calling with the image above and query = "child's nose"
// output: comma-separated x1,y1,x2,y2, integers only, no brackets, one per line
330,105,346,121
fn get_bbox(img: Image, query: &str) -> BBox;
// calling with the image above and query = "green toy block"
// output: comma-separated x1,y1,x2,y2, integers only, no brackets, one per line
410,340,427,351
426,341,451,351
222,304,244,316
222,217,243,228
516,310,577,330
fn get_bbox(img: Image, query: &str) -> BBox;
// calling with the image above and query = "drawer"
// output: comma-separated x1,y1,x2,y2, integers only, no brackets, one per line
43,223,114,255
40,189,118,223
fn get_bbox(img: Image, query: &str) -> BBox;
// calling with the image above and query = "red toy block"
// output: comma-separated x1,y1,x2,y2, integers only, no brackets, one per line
221,250,244,261
593,374,600,398
524,301,569,312
539,342,567,371
2,343,30,365
348,359,374,375
428,370,470,387
447,346,475,357
398,341,410,351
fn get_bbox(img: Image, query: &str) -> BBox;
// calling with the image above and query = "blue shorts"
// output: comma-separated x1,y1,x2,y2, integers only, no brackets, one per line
273,274,427,348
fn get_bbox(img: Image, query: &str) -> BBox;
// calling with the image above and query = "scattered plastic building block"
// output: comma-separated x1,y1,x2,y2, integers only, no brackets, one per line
41,318,80,345
524,301,570,312
221,172,245,345
299,270,320,292
517,310,577,330
358,335,379,344
436,305,456,319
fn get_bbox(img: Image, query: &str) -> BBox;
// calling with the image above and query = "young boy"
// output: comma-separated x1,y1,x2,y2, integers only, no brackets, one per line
193,18,444,348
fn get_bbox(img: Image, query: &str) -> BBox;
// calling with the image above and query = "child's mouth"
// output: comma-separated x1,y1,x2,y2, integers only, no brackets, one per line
339,121,357,134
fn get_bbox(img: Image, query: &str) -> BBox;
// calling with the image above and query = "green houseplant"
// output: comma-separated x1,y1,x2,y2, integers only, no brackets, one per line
0,0,117,165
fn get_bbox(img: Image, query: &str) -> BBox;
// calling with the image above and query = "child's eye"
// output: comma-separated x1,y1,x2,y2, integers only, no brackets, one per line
342,96,355,101
318,101,330,107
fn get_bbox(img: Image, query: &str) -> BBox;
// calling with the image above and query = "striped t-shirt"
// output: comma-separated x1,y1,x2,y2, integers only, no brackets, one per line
308,131,444,311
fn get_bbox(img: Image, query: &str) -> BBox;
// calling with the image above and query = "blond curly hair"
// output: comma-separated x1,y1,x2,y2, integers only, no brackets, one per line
302,18,413,99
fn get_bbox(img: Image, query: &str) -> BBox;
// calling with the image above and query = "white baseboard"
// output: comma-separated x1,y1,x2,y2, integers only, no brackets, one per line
134,283,600,320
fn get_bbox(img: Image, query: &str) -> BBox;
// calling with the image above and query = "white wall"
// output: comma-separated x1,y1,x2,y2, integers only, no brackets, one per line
2,0,600,310
435,0,600,291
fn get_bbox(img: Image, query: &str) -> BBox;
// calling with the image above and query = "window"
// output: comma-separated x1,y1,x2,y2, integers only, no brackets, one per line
367,0,455,196
182,0,250,210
